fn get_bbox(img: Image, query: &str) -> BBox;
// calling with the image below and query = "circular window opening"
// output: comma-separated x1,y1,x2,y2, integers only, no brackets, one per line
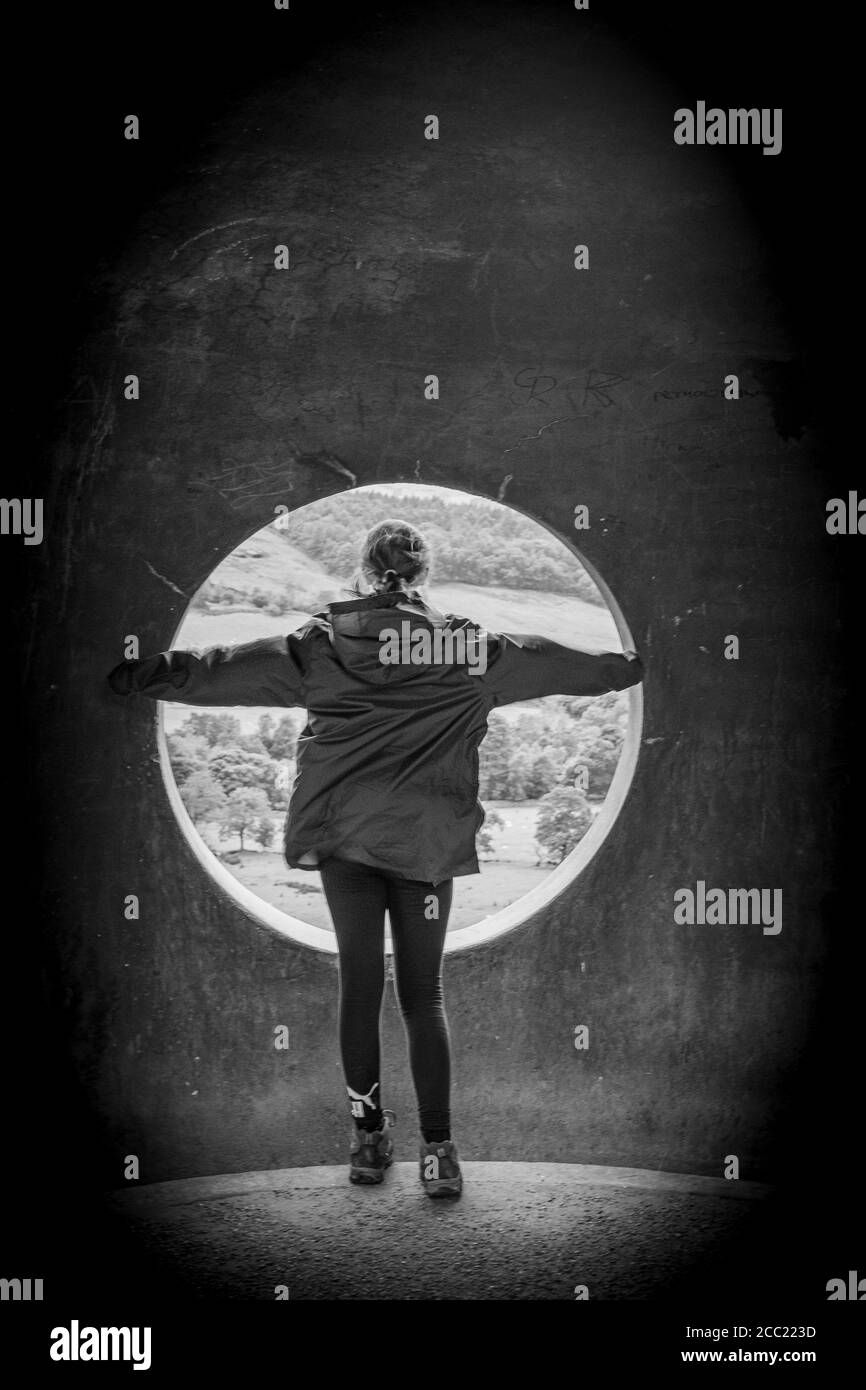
157,484,642,953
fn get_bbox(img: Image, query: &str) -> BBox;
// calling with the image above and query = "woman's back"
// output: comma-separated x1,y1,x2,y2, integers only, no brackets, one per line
107,514,643,882
286,589,496,883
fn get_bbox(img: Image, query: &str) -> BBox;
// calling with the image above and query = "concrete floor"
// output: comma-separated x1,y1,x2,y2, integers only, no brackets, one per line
106,1162,774,1300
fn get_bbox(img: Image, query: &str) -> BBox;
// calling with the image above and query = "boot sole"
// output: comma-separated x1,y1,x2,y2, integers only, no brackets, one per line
349,1156,394,1184
422,1176,463,1198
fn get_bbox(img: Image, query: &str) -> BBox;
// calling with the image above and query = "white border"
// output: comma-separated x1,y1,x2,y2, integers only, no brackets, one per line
155,522,642,957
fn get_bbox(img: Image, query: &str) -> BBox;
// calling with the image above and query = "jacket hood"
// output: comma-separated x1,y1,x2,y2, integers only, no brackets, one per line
314,594,486,685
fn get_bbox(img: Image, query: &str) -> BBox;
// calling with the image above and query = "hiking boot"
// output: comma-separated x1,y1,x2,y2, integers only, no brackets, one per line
419,1137,462,1198
349,1110,396,1184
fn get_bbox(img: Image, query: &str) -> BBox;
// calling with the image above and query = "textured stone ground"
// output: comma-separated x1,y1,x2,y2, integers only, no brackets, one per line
106,1162,774,1300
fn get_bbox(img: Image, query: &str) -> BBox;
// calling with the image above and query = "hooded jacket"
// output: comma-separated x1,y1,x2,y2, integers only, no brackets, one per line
108,591,644,884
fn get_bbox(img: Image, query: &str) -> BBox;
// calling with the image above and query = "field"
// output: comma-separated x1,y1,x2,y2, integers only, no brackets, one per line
220,856,552,937
195,802,599,937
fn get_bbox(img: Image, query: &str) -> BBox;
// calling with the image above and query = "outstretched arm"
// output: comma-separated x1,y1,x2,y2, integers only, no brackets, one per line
107,633,308,708
478,632,644,707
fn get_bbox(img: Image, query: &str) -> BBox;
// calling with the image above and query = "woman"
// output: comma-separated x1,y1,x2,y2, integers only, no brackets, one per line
108,517,644,1198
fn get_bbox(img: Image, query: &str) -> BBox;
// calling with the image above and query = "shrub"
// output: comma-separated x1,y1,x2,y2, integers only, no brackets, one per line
535,787,593,865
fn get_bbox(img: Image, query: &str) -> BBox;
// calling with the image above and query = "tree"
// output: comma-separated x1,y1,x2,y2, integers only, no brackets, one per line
504,748,533,800
563,716,624,798
179,770,228,823
236,732,270,756
557,689,628,797
166,732,209,785
333,540,359,577
183,712,242,747
208,746,277,799
576,734,622,798
478,717,512,799
515,711,543,742
564,688,628,731
267,714,302,761
217,787,273,853
254,816,277,850
476,807,505,858
534,787,593,865
526,749,560,797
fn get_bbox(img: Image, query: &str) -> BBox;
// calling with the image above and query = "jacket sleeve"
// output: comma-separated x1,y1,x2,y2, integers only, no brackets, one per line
478,632,644,707
107,633,308,707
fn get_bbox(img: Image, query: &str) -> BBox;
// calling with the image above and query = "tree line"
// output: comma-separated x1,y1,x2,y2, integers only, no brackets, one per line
166,689,627,865
276,490,604,601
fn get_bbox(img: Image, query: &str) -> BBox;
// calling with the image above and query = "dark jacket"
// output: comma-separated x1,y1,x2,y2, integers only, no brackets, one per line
108,592,644,884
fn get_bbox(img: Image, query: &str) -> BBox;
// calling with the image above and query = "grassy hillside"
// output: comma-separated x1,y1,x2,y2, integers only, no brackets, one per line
177,581,619,653
164,524,620,736
194,528,338,611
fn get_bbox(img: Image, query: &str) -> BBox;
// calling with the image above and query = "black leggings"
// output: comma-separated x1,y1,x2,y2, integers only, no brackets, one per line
319,856,453,1135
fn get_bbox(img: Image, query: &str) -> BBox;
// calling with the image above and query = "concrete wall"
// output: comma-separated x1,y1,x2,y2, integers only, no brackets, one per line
27,3,843,1186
